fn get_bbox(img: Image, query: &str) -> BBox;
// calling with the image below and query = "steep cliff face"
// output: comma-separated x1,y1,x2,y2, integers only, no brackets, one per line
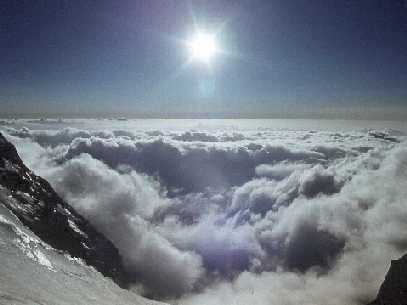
0,132,128,287
368,254,407,305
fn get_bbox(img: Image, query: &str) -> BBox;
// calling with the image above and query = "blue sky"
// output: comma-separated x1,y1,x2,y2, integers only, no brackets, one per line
1,0,407,118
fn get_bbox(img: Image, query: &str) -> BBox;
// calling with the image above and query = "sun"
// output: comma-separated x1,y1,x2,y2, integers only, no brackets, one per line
187,31,219,63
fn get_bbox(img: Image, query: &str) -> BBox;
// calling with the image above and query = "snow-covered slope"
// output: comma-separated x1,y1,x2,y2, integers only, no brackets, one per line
0,203,166,305
0,132,167,305
0,132,128,285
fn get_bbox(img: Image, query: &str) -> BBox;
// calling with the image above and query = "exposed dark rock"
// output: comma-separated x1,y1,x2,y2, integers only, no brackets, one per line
368,254,407,305
0,132,129,287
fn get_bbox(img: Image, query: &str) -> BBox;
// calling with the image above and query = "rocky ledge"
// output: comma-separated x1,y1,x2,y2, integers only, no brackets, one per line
0,132,129,287
368,254,407,305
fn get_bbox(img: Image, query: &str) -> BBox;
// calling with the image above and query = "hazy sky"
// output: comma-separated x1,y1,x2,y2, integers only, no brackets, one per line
1,0,407,118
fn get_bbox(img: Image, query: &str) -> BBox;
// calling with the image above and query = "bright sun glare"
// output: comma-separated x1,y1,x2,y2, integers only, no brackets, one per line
187,32,218,63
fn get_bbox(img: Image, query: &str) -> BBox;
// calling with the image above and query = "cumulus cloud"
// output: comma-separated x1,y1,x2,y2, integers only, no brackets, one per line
178,144,407,305
6,127,125,147
173,131,220,142
56,135,340,195
42,153,204,297
2,121,407,304
255,163,311,180
172,131,247,142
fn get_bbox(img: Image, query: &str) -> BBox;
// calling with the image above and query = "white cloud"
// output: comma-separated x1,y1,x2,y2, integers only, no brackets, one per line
42,153,204,297
2,120,407,304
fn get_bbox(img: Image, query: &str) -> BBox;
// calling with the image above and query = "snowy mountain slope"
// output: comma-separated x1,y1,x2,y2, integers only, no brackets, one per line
0,132,167,305
0,132,128,286
0,202,165,305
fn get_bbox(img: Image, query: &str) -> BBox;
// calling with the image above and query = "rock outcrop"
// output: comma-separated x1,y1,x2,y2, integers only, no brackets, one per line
0,132,129,287
368,254,407,305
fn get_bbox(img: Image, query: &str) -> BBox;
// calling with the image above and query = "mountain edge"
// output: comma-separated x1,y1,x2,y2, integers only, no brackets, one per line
368,254,407,305
0,132,129,287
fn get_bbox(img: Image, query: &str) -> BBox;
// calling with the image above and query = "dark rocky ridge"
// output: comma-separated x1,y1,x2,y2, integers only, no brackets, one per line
0,132,129,287
368,254,407,305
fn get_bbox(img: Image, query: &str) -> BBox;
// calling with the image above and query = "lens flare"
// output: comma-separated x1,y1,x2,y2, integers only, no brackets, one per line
187,32,218,63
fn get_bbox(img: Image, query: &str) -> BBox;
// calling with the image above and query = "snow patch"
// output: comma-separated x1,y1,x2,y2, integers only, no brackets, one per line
68,218,88,237
0,214,55,271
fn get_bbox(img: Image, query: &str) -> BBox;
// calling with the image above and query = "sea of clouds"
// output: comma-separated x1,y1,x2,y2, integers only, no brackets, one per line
1,118,407,305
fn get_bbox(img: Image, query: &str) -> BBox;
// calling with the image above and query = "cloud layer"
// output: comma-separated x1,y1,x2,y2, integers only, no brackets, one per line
2,119,407,304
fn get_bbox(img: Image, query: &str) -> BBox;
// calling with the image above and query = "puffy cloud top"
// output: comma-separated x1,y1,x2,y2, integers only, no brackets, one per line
2,120,407,304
